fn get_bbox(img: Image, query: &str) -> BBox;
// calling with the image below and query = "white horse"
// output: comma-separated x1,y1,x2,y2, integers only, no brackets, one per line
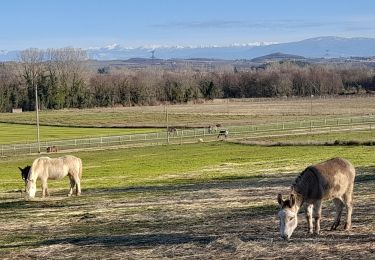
26,155,83,199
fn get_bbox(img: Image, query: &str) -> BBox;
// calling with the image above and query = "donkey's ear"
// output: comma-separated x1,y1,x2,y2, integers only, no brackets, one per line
277,194,283,205
289,194,296,207
18,167,23,171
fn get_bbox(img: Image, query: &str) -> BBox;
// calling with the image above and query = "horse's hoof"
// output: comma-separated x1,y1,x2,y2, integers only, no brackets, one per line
67,194,72,197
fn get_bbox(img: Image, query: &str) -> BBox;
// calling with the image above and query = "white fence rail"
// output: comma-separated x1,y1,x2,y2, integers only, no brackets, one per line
1,115,374,157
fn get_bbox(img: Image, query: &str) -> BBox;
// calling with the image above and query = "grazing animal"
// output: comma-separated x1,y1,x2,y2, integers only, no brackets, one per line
168,127,177,136
47,146,58,153
217,129,228,139
208,125,213,134
277,158,355,240
19,165,31,191
26,155,83,199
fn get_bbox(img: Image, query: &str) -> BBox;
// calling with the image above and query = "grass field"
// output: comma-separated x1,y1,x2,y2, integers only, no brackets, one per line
0,123,160,144
1,96,374,148
1,96,374,128
0,142,374,258
241,129,375,145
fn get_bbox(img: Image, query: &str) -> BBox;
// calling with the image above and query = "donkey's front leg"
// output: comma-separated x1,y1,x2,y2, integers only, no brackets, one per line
306,204,314,234
313,200,322,235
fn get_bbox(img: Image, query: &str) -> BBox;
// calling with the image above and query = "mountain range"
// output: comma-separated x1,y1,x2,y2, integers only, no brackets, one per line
1,36,375,61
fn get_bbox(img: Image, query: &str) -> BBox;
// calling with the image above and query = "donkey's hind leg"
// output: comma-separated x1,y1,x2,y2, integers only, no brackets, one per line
343,193,353,230
68,176,75,197
331,198,344,230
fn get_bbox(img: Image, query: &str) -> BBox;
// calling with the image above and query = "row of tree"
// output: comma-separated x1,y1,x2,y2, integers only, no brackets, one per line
0,48,374,112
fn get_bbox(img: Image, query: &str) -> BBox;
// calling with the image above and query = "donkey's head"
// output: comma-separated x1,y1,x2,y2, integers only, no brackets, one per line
277,193,299,240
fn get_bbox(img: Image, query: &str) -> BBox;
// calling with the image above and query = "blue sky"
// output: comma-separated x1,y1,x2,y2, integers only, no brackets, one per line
1,0,375,50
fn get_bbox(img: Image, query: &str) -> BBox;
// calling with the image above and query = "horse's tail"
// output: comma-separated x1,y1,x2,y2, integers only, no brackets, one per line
78,158,83,179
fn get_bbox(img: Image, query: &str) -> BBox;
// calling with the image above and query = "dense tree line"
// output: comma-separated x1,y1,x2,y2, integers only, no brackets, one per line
0,48,375,112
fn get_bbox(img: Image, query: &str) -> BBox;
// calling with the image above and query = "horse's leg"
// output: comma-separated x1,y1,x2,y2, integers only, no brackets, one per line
68,176,75,197
306,204,314,234
72,175,81,196
41,180,48,198
313,200,322,235
331,198,344,230
343,192,353,230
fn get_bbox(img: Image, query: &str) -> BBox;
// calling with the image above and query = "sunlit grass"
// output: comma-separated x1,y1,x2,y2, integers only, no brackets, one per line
0,123,160,144
1,142,373,192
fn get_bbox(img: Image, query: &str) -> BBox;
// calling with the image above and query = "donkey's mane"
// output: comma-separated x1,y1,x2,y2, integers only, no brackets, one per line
291,166,322,199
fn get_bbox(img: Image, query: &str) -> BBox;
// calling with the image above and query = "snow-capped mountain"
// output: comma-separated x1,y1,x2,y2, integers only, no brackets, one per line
1,37,375,61
85,41,276,60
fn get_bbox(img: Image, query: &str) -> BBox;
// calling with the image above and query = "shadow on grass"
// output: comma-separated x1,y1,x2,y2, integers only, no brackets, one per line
355,166,375,183
86,174,295,196
0,200,86,210
40,233,215,248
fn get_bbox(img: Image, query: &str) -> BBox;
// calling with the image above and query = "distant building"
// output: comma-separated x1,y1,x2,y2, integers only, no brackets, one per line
12,108,23,113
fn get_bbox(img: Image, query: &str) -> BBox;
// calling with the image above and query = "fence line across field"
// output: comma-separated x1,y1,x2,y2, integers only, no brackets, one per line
1,115,374,157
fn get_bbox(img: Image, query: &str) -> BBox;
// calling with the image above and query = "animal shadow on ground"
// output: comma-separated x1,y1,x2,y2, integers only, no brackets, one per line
40,233,215,247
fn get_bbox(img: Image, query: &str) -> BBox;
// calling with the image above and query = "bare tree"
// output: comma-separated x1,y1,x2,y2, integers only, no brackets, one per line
19,48,45,110
45,48,88,107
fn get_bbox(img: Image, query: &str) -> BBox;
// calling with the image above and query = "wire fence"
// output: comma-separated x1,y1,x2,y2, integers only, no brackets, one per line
1,115,374,157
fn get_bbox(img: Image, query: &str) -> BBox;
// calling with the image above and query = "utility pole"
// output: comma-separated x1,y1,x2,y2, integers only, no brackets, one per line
166,103,169,144
35,81,41,153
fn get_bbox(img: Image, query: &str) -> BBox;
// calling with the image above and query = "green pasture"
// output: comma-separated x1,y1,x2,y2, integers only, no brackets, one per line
0,142,374,258
0,107,354,128
0,123,160,144
247,129,375,144
1,142,374,192
0,109,248,127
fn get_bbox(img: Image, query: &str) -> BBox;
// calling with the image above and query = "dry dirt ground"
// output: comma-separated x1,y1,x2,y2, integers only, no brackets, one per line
0,167,374,259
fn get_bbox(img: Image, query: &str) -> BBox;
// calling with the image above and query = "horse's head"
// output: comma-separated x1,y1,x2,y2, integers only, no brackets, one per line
277,193,299,240
25,178,37,199
18,166,31,185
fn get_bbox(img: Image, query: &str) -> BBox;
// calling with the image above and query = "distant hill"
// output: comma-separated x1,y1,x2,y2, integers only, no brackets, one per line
250,52,306,62
246,36,375,58
1,36,375,61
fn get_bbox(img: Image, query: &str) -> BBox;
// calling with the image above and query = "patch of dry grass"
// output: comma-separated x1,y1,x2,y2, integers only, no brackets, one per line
1,96,374,128
0,166,374,259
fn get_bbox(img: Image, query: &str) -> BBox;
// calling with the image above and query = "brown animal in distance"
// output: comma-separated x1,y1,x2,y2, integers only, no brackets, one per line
47,146,58,153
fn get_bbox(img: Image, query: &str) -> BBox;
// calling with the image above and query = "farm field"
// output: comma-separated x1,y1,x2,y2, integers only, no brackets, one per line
0,123,160,144
241,129,375,145
0,143,374,258
1,96,374,128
